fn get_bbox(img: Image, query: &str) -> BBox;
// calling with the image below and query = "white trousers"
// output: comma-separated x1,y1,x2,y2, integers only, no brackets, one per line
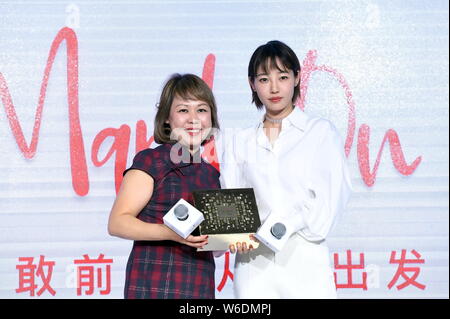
233,233,337,299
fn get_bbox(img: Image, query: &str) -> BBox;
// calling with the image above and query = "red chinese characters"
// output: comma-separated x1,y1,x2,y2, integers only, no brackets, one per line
217,251,234,292
334,250,368,290
16,254,113,297
74,254,113,296
16,255,56,296
15,249,428,297
333,249,427,292
388,249,426,290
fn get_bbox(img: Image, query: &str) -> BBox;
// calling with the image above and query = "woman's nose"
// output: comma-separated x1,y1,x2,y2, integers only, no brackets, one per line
188,110,200,123
270,80,279,93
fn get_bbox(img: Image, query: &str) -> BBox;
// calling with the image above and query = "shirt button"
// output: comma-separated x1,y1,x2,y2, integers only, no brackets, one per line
308,189,316,199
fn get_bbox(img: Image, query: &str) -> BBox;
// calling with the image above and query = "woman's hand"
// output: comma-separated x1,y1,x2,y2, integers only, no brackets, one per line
180,234,209,249
167,227,209,249
229,234,258,254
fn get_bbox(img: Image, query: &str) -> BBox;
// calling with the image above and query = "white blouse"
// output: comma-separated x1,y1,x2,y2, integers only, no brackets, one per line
219,107,352,243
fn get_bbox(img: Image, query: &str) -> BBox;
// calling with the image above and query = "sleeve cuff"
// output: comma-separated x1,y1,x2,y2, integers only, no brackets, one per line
281,212,307,234
264,210,307,235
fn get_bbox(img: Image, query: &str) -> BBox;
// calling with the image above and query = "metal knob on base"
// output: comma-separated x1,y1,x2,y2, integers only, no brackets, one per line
270,222,286,240
174,204,189,221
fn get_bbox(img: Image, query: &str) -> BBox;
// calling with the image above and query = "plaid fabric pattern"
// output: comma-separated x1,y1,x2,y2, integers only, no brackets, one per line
123,143,220,299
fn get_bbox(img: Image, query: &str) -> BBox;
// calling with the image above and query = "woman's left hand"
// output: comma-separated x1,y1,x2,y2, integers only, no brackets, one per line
229,234,258,254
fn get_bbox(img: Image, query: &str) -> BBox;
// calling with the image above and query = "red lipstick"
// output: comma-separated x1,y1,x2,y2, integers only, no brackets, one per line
269,97,282,103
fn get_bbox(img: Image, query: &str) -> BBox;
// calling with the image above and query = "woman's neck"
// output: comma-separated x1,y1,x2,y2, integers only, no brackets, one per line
264,105,293,127
265,105,293,120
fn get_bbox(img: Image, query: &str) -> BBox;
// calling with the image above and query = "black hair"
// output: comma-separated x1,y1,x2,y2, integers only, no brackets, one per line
248,40,301,109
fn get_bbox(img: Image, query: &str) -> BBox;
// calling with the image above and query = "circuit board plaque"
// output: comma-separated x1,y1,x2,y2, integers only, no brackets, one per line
192,188,261,251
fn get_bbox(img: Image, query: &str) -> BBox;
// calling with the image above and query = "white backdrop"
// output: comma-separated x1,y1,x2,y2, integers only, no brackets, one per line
0,0,448,298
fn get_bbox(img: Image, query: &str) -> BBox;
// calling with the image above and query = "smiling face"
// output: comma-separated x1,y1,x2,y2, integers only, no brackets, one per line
166,95,212,149
153,74,219,145
249,57,300,117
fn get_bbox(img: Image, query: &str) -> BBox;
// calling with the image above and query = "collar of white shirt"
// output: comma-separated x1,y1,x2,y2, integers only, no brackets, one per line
256,107,308,149
257,106,308,131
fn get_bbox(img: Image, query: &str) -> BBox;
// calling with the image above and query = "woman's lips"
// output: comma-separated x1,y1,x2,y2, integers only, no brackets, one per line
186,128,201,136
269,97,282,103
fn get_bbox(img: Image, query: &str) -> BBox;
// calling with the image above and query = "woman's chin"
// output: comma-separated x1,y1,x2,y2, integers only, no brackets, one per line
179,137,203,150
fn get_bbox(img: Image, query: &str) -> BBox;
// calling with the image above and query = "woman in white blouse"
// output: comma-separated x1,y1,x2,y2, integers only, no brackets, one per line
220,40,352,298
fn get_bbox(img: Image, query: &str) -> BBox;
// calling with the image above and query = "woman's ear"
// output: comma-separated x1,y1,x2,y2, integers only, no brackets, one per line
164,119,171,132
295,70,300,87
163,121,171,135
248,77,257,92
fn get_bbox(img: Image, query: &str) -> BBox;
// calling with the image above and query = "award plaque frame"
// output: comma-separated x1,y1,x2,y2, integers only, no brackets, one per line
192,188,261,251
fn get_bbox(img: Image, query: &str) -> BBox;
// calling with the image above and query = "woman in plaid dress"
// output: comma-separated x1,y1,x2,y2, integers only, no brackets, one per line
108,74,220,299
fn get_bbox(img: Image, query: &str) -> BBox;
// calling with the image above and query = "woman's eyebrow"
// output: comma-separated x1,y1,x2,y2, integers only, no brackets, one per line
175,102,209,108
256,70,289,77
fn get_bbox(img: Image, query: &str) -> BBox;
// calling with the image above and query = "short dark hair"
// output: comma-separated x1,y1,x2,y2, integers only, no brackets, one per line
154,73,220,144
248,40,301,109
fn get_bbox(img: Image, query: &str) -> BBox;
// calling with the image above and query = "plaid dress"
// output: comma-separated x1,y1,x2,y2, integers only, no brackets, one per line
123,143,220,299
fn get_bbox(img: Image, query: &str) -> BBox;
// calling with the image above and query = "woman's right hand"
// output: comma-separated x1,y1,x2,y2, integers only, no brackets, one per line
165,225,209,249
179,234,209,249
